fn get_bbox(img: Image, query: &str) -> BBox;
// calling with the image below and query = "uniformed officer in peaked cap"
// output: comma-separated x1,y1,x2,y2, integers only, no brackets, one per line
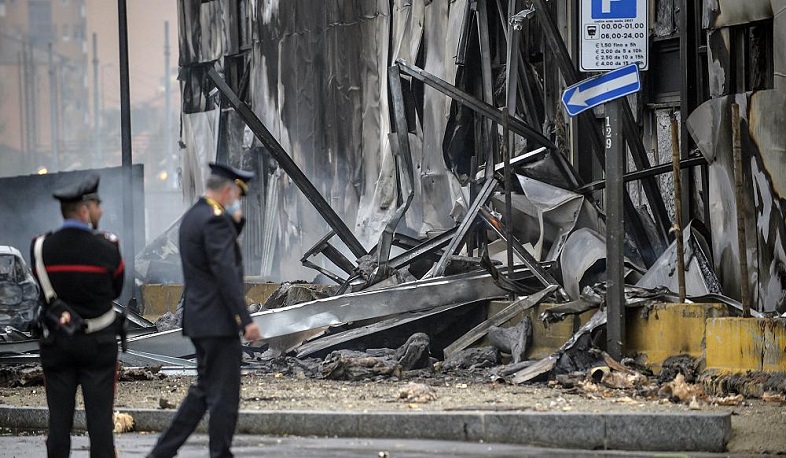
208,162,254,196
52,173,101,203
149,162,262,458
30,173,125,457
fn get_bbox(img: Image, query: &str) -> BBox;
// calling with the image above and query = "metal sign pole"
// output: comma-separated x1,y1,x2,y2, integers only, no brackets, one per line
118,0,136,304
605,99,625,360
562,0,647,360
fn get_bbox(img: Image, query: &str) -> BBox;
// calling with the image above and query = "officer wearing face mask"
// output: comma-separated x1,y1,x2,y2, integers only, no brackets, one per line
30,173,125,457
148,162,261,458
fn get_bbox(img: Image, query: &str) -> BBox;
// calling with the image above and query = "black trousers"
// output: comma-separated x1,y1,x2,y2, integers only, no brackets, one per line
40,329,118,458
150,336,242,458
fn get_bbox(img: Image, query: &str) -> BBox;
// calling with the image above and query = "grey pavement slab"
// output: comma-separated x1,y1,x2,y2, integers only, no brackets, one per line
0,405,731,453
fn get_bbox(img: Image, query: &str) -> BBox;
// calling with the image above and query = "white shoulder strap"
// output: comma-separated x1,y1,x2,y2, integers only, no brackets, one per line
33,235,57,302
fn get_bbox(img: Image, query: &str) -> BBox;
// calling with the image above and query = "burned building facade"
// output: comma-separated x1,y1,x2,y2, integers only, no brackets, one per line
170,0,784,314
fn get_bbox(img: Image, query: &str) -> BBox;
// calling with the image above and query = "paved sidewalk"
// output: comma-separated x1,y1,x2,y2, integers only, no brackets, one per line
0,405,731,453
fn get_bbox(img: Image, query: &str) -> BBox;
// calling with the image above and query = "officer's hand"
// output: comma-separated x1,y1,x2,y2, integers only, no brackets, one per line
230,208,243,223
243,322,261,342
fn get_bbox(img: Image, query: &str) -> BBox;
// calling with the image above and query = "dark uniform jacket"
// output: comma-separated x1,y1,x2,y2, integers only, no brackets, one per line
31,221,124,319
179,197,253,337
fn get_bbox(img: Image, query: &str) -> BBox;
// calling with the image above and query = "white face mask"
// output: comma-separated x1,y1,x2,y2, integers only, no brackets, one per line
225,199,241,214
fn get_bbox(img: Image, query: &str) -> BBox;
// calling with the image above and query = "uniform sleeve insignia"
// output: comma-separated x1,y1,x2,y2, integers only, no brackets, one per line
99,232,120,244
235,314,242,325
205,198,224,216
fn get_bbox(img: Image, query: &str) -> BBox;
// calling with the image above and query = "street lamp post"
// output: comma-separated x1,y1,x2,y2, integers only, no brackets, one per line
118,0,136,304
98,62,115,165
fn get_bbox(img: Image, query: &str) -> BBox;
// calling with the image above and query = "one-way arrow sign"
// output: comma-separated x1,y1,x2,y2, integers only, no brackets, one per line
561,63,641,117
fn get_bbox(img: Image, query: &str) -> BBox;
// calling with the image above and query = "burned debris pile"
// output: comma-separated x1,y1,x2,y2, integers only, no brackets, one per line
1,2,784,412
0,57,780,406
113,3,784,401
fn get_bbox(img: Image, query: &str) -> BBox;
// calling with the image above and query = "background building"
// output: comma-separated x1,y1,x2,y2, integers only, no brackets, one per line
0,0,183,242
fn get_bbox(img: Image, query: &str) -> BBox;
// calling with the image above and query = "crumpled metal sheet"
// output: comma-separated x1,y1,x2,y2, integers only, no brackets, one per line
559,228,609,300
517,175,600,262
636,222,723,297
686,93,786,312
559,228,644,301
362,0,468,243
127,270,506,358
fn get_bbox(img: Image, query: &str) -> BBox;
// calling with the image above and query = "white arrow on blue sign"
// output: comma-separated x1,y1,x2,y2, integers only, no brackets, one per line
561,63,641,117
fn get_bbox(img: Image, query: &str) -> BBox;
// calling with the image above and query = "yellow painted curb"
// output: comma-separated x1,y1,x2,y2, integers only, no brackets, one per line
706,317,786,372
625,303,727,373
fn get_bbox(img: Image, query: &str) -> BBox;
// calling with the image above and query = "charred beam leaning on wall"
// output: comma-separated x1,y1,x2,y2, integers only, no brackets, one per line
475,0,499,170
395,60,556,151
207,65,367,260
388,227,457,271
428,177,499,278
503,0,522,286
368,64,418,284
300,230,358,285
511,7,543,131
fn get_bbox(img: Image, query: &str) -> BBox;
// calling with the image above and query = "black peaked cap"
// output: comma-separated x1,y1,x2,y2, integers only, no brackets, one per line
208,162,254,196
52,173,101,203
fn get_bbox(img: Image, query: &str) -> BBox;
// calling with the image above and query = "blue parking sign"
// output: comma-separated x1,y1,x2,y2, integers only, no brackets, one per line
592,0,636,19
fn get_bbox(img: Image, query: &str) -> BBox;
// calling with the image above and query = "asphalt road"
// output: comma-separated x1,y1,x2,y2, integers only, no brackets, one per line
0,433,735,457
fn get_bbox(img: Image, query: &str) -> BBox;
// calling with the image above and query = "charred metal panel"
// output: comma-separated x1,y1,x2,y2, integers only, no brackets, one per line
707,29,731,98
207,66,367,261
251,1,390,279
749,90,786,218
748,90,786,312
654,0,677,38
391,0,425,64
703,0,786,91
407,1,467,236
686,93,786,313
703,1,774,29
178,64,217,114
180,110,218,204
223,0,253,55
177,0,224,65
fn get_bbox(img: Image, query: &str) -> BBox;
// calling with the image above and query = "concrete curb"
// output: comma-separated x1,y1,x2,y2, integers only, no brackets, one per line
0,406,731,452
